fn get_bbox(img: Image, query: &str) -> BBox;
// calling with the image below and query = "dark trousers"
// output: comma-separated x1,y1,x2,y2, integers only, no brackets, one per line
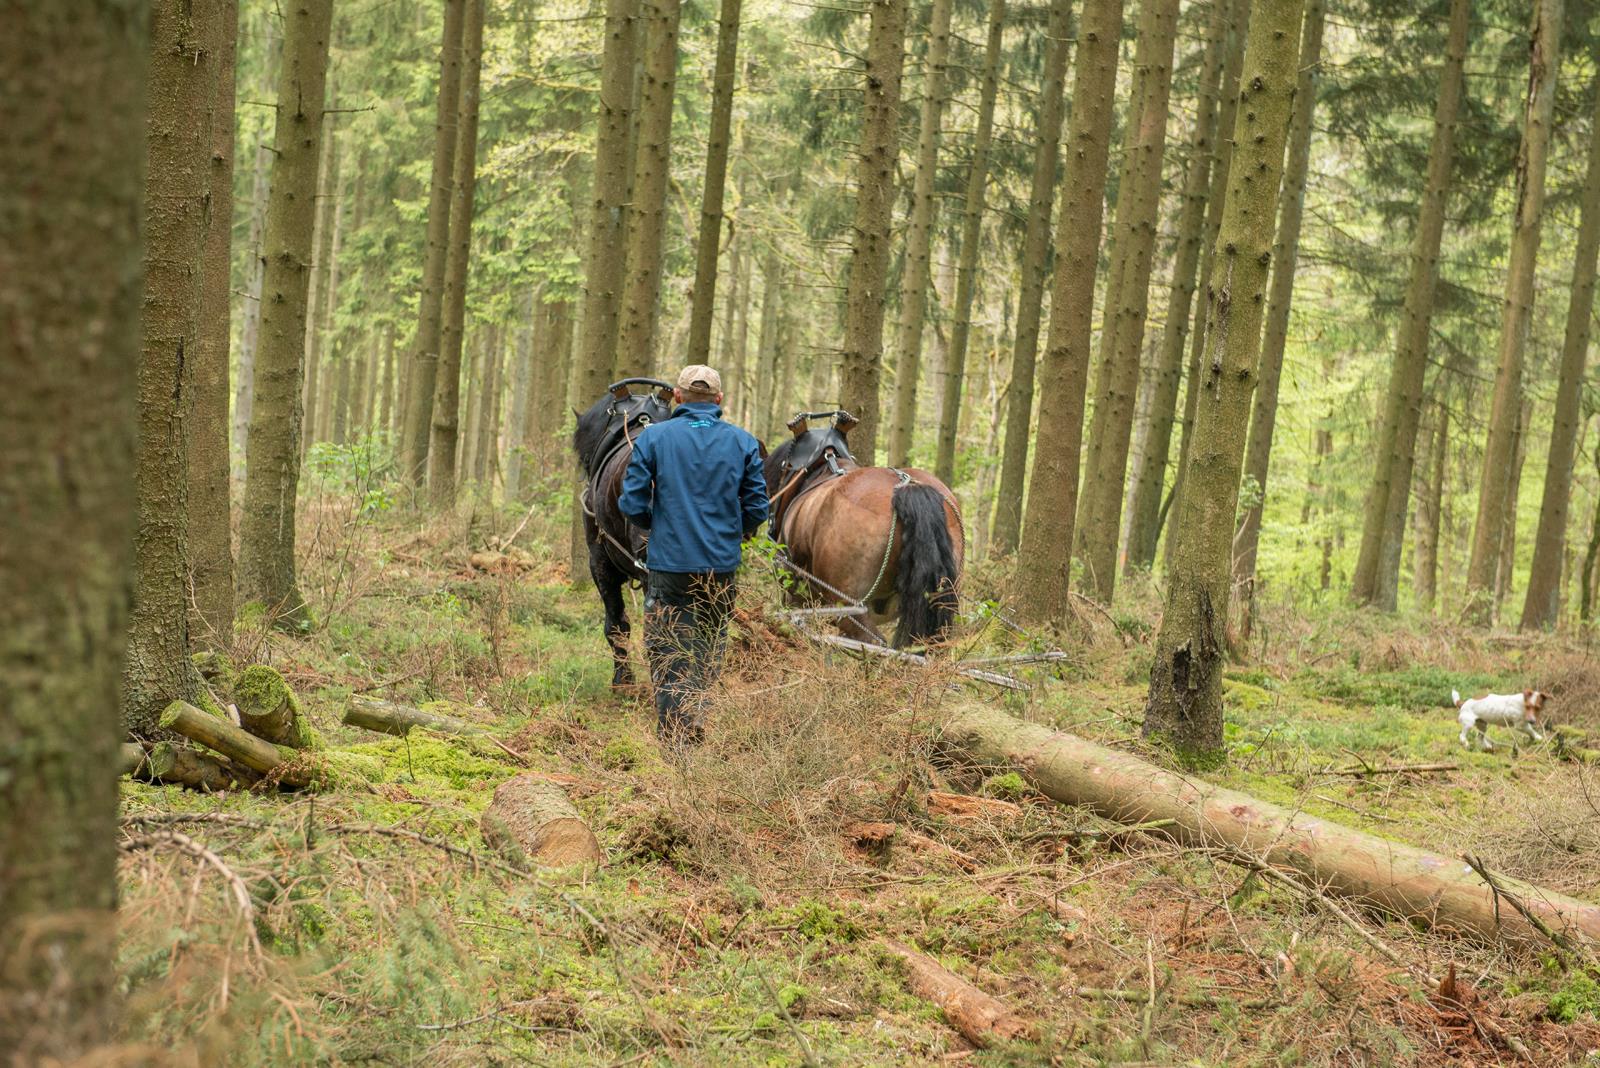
644,570,736,744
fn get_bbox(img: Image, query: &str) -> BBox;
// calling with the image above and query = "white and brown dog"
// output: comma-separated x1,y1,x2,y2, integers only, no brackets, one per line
1453,688,1549,751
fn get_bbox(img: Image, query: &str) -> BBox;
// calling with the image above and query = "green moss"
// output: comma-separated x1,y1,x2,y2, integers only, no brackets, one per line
350,735,517,791
1549,974,1600,1022
983,771,1028,800
600,737,642,771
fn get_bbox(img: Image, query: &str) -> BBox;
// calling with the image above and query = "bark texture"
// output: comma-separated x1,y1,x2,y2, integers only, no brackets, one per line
686,0,742,363
1465,0,1562,622
429,0,486,505
883,941,1033,1047
1143,0,1304,759
237,0,335,627
886,0,955,466
1349,0,1469,609
990,0,1072,555
481,775,604,868
400,0,465,485
1013,0,1126,624
837,0,909,465
0,3,145,1054
1415,402,1448,612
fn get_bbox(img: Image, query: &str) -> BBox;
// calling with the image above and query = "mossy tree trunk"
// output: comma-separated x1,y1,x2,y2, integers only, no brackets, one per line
1124,0,1230,573
1465,0,1562,623
1076,0,1180,601
989,0,1071,556
837,0,909,466
1350,0,1469,609
1521,66,1600,630
686,0,742,364
428,0,486,506
1013,0,1126,624
1232,0,1325,633
237,0,335,627
933,0,1005,484
0,3,145,1056
399,0,464,486
1143,0,1304,760
885,0,954,467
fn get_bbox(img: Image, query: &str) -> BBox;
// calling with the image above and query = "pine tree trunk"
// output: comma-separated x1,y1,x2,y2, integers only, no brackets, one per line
755,248,782,437
400,0,465,485
126,0,218,732
505,289,537,500
1013,0,1127,624
428,0,485,505
886,0,954,467
379,321,396,436
1144,0,1304,760
719,225,743,395
1350,0,1469,607
189,0,238,650
1522,69,1600,629
237,0,334,627
318,179,347,446
300,121,337,459
1162,0,1251,571
1076,0,1181,601
1465,0,1562,623
1495,400,1532,615
990,0,1071,555
687,0,742,363
838,0,909,465
1232,0,1324,629
1415,401,1447,612
0,4,144,1055
616,0,682,378
234,40,280,479
934,0,1005,484
477,326,505,485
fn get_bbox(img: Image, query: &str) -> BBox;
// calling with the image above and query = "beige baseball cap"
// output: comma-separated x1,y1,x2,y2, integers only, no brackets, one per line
676,364,722,395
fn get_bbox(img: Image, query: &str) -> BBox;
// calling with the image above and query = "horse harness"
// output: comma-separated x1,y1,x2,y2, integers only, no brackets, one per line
581,391,669,579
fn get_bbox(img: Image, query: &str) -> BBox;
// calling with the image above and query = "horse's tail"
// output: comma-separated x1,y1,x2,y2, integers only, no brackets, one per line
892,483,959,649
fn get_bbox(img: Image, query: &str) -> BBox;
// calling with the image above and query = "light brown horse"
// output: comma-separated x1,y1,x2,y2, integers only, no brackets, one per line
763,411,963,647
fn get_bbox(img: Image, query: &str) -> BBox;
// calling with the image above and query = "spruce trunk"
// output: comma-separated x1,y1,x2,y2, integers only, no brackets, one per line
1143,0,1304,760
933,0,1005,484
429,0,486,505
1415,402,1447,612
1350,0,1469,608
300,123,337,459
0,3,144,1055
1465,0,1562,623
399,0,465,486
237,0,335,627
234,142,272,476
1521,69,1600,630
686,0,742,363
838,0,909,466
989,0,1071,555
886,0,955,467
1013,0,1126,624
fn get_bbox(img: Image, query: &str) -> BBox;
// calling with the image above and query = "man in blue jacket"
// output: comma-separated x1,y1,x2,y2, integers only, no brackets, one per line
619,365,768,746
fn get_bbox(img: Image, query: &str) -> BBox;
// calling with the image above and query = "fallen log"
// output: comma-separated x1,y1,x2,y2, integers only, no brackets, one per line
234,664,313,747
480,774,603,868
159,700,313,788
940,703,1600,949
146,742,257,792
344,694,526,763
121,742,150,776
926,790,1022,821
882,940,1033,1047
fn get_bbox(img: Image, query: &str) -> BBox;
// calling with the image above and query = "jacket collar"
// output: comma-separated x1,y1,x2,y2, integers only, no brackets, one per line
672,401,723,420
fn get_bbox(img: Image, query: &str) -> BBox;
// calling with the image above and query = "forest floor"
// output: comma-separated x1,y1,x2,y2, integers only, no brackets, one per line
119,478,1600,1066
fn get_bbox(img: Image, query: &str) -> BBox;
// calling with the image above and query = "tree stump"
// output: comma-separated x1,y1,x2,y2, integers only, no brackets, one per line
235,664,313,747
480,774,603,869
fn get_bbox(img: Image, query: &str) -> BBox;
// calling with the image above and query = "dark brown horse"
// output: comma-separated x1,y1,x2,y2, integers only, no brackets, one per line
763,411,963,647
573,378,675,686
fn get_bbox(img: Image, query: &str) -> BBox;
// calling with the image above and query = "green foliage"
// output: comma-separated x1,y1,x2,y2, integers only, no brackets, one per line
1548,973,1600,1023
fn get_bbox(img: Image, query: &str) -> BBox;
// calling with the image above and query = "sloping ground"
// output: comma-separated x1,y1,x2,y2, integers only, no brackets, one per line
116,505,1600,1065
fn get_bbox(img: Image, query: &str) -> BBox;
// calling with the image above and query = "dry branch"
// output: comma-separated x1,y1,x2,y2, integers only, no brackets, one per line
882,940,1034,1047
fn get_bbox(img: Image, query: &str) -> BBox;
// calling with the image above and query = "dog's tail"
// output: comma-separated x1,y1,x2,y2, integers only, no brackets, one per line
1451,689,1462,709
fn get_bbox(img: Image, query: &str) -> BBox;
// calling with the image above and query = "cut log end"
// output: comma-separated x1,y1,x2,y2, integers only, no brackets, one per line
481,774,603,869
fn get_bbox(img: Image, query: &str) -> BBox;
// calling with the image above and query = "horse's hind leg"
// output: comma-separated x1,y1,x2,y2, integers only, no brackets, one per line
590,545,635,687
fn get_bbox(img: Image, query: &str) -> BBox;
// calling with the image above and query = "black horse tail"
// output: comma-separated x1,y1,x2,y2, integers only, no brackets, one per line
892,483,959,649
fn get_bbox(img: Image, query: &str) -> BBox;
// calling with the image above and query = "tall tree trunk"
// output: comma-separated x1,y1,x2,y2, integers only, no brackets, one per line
190,0,238,649
1162,0,1251,571
754,246,783,436
1316,421,1333,592
428,0,485,505
934,0,1005,483
125,0,217,732
237,0,334,626
476,325,504,484
719,224,744,396
331,340,352,444
838,0,909,465
1013,0,1127,624
0,4,144,1057
1076,0,1181,601
1495,399,1532,615
1232,0,1325,631
505,289,537,500
300,119,337,460
885,0,954,466
234,39,280,478
1582,439,1600,625
1350,0,1469,608
1143,0,1304,760
379,321,396,436
315,170,346,447
400,0,465,485
1522,69,1600,629
990,0,1071,555
1465,0,1562,622
1415,400,1447,612
686,0,742,363
615,0,682,378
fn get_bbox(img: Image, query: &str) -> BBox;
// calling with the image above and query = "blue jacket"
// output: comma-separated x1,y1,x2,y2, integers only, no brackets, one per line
618,402,769,573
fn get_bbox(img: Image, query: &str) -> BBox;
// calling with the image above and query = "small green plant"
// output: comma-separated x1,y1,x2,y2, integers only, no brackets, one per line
1549,973,1600,1023
983,771,1028,800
